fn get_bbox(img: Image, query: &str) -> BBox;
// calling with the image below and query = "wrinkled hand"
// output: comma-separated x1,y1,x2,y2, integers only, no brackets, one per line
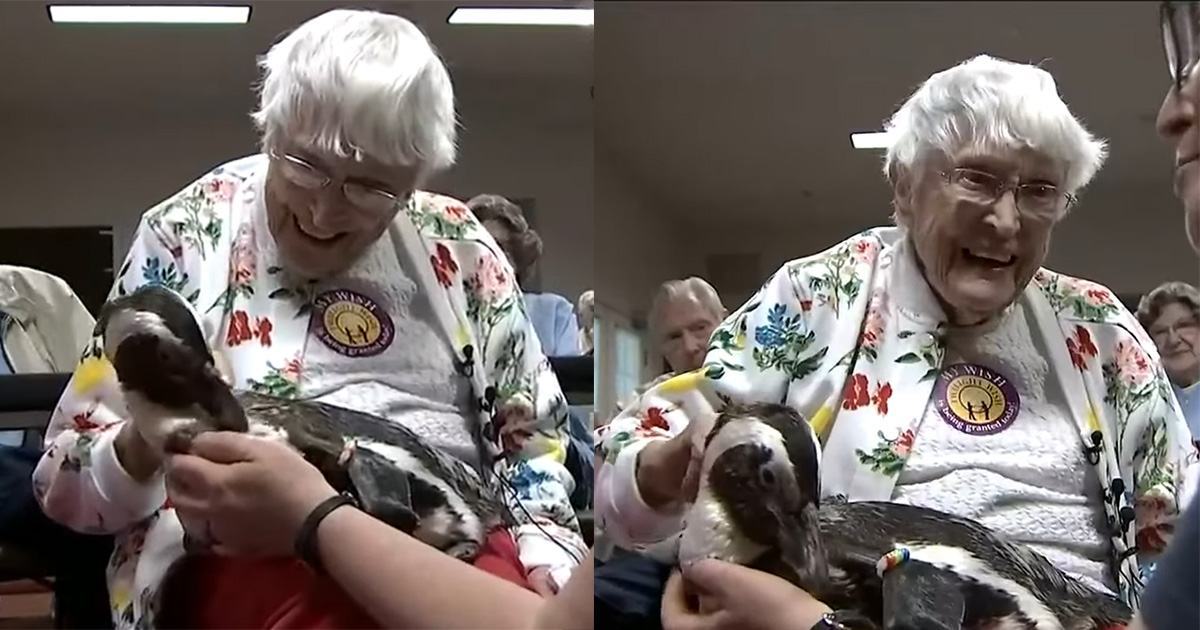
165,432,337,557
661,559,830,630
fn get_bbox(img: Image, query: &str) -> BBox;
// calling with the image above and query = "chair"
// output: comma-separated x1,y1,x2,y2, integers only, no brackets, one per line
0,374,71,590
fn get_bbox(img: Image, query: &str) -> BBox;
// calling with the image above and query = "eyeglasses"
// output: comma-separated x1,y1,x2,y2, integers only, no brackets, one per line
1162,1,1200,93
1150,317,1200,343
939,167,1075,220
269,150,407,215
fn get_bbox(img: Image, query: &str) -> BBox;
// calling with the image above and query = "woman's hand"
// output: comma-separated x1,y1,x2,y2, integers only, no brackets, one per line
165,432,337,557
637,412,716,509
661,559,831,630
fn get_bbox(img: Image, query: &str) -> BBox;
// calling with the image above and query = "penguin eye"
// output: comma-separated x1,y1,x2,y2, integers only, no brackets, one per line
759,468,776,487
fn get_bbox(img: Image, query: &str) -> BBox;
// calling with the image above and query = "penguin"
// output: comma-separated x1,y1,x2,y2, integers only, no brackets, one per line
97,284,509,561
661,402,1132,630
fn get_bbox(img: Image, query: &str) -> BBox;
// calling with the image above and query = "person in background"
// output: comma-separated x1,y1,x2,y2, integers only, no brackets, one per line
33,10,582,629
1135,3,1200,630
617,277,728,410
0,265,111,629
469,194,582,357
576,290,595,355
649,277,727,377
1138,281,1200,446
594,276,726,626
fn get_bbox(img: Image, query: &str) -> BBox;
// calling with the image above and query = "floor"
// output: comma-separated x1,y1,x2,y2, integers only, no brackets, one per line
0,580,53,629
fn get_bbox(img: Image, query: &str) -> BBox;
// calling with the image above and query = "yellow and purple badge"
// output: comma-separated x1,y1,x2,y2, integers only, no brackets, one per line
933,363,1019,435
312,289,395,358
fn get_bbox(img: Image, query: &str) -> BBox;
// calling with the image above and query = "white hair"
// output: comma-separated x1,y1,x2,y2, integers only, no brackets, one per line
252,9,457,175
648,277,727,341
883,55,1107,194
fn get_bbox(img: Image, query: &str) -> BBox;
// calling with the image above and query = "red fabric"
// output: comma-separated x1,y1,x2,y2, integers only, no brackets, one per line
161,529,530,629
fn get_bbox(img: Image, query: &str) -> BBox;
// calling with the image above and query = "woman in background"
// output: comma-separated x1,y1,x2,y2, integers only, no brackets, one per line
1138,281,1200,445
470,194,582,357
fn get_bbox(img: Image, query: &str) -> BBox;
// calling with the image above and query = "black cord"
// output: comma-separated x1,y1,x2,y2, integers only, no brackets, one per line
491,467,588,565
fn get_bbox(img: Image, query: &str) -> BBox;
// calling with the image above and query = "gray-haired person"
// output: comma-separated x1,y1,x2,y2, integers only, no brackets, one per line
1138,281,1200,446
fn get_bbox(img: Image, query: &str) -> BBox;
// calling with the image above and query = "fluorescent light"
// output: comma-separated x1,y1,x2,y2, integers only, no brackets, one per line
48,5,250,24
448,7,593,26
850,131,895,150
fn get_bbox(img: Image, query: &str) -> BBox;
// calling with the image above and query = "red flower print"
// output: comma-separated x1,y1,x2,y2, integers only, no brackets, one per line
283,357,302,380
872,383,893,415
1075,327,1098,357
1085,289,1112,306
894,429,915,457
205,178,236,202
1135,493,1174,554
842,374,871,410
444,203,469,222
226,310,253,346
431,244,459,288
1067,341,1086,371
640,407,670,433
1067,326,1099,371
72,402,102,432
256,317,273,347
800,300,813,312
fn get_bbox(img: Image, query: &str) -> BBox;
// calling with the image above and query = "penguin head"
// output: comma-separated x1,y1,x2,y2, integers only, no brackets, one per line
98,284,247,451
700,402,826,588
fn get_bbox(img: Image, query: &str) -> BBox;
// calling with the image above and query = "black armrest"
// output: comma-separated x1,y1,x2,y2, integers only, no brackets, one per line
548,356,592,396
0,373,71,413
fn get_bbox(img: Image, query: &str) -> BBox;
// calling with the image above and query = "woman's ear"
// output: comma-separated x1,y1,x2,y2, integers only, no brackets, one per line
890,165,915,228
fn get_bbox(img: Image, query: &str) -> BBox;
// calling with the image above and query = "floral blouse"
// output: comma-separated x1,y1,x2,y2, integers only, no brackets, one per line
32,155,585,629
595,227,1195,611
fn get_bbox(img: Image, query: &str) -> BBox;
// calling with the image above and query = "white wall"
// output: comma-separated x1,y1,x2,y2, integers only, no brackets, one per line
0,77,593,302
594,146,699,322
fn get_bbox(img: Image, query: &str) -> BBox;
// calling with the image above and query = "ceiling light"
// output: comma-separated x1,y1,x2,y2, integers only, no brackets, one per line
48,5,251,24
447,7,593,26
850,131,895,150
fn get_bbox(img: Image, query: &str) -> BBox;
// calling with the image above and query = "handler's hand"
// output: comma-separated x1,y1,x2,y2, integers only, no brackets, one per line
165,432,337,557
661,559,831,630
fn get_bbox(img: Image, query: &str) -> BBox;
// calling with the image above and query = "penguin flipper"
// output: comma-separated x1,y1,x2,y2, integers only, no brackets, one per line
344,444,421,533
880,559,965,630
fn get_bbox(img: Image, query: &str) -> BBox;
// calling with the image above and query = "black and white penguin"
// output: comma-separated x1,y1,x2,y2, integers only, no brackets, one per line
668,402,1132,630
97,284,509,560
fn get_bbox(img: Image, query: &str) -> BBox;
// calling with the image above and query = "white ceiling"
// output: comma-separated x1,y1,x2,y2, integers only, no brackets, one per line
0,0,594,119
597,1,1179,229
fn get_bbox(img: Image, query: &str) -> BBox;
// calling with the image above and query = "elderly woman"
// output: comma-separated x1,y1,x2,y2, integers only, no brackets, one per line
1138,281,1200,444
576,289,595,355
649,277,727,376
470,194,582,357
596,55,1194,627
32,9,583,629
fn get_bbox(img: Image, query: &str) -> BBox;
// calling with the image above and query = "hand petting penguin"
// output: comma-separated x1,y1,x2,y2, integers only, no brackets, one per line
655,402,1132,630
97,284,509,561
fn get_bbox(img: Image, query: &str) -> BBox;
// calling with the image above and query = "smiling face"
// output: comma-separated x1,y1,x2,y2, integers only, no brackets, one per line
1150,301,1200,387
264,143,420,279
895,146,1065,326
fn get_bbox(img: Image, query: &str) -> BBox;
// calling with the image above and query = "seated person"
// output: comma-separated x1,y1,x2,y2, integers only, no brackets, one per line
576,290,594,355
621,277,727,409
1138,281,1200,446
32,9,584,629
469,194,582,357
594,276,725,623
597,54,1193,627
0,264,112,629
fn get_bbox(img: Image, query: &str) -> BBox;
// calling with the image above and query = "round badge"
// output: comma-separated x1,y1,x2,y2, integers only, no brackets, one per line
932,363,1020,436
312,289,395,358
